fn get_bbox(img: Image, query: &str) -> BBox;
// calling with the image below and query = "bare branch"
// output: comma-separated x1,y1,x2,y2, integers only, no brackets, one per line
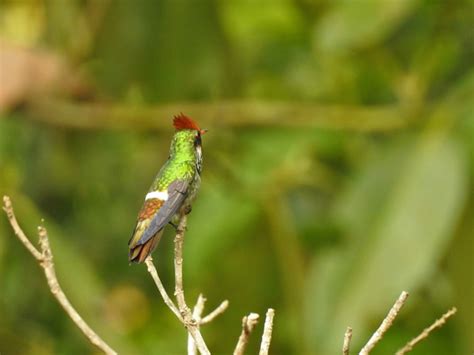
145,256,182,320
342,327,353,355
234,313,260,355
395,307,457,355
3,196,117,355
200,300,230,325
188,294,207,355
259,308,275,355
359,291,409,355
28,98,409,133
173,214,210,355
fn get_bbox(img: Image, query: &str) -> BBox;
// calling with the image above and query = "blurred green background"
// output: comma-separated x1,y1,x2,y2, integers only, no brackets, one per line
0,0,473,354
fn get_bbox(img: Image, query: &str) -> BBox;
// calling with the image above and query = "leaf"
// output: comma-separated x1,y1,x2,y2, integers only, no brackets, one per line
305,132,468,353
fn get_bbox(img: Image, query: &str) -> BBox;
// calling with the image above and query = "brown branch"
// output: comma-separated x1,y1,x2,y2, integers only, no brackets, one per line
173,214,210,355
395,307,457,355
145,256,182,320
259,308,275,355
187,296,229,354
359,291,409,355
146,213,228,355
342,327,353,355
233,313,260,355
26,98,409,132
188,294,207,355
2,196,117,355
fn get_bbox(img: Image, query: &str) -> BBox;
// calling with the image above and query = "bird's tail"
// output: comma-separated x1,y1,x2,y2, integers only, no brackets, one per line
128,230,163,263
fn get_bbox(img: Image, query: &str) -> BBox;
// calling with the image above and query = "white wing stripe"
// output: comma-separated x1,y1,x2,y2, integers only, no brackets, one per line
145,191,169,201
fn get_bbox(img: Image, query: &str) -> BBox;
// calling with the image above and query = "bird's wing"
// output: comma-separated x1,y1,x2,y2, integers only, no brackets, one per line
136,179,190,246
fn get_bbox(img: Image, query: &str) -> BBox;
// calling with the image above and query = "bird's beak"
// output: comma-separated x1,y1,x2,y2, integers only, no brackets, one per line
200,129,208,135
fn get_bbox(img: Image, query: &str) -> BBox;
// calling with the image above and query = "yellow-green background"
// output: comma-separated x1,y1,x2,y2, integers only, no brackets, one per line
0,0,472,354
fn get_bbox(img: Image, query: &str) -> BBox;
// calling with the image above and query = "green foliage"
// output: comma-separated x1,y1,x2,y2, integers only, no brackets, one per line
0,0,472,354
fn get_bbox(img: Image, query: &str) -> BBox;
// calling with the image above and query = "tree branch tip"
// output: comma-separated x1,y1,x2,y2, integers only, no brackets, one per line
247,313,260,322
3,195,12,211
200,299,229,325
266,308,275,316
359,291,409,355
259,308,275,355
395,306,458,355
342,327,353,355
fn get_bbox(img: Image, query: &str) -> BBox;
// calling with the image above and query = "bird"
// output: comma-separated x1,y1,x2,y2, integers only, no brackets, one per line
128,113,206,263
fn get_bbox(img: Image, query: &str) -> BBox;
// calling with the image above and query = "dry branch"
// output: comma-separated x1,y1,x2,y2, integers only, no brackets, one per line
342,327,352,355
145,257,182,320
200,300,229,325
359,291,409,355
188,294,207,355
395,307,457,355
2,196,117,355
4,195,271,355
234,313,260,355
173,214,210,355
259,308,275,355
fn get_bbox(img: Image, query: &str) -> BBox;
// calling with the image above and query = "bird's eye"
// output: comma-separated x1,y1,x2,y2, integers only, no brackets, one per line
194,133,202,147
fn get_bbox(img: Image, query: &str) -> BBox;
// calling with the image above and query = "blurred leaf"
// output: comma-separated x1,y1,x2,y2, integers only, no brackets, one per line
306,132,468,353
315,0,419,53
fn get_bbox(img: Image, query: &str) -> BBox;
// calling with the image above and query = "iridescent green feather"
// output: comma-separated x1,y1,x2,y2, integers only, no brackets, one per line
152,130,198,191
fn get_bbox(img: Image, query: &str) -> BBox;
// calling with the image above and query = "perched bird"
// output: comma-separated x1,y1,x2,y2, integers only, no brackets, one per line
128,114,206,263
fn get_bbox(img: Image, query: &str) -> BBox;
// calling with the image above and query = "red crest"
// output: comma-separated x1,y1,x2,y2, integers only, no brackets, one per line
173,113,201,131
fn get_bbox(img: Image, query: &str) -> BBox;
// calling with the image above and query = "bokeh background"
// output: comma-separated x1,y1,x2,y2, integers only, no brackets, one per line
0,0,473,354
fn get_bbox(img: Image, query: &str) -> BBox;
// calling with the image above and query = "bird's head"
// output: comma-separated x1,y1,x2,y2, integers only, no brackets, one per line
170,113,206,160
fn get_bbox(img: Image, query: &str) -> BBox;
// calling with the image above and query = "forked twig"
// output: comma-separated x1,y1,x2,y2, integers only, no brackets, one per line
173,214,210,355
2,196,117,355
188,294,207,355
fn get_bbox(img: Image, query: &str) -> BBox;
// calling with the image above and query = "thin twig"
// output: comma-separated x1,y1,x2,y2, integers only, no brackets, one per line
359,291,409,355
2,196,117,355
200,300,230,325
259,308,275,355
145,256,182,320
342,327,353,355
2,196,43,260
188,294,207,355
173,214,210,355
234,313,260,355
395,307,457,355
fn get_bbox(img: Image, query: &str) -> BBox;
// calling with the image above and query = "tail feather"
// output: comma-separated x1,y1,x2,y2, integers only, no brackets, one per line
128,230,163,263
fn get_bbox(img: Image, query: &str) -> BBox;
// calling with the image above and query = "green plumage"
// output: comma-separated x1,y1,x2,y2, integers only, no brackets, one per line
152,130,199,191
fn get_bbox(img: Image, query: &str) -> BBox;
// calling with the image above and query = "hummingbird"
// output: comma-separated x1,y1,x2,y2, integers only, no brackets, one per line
128,113,207,263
